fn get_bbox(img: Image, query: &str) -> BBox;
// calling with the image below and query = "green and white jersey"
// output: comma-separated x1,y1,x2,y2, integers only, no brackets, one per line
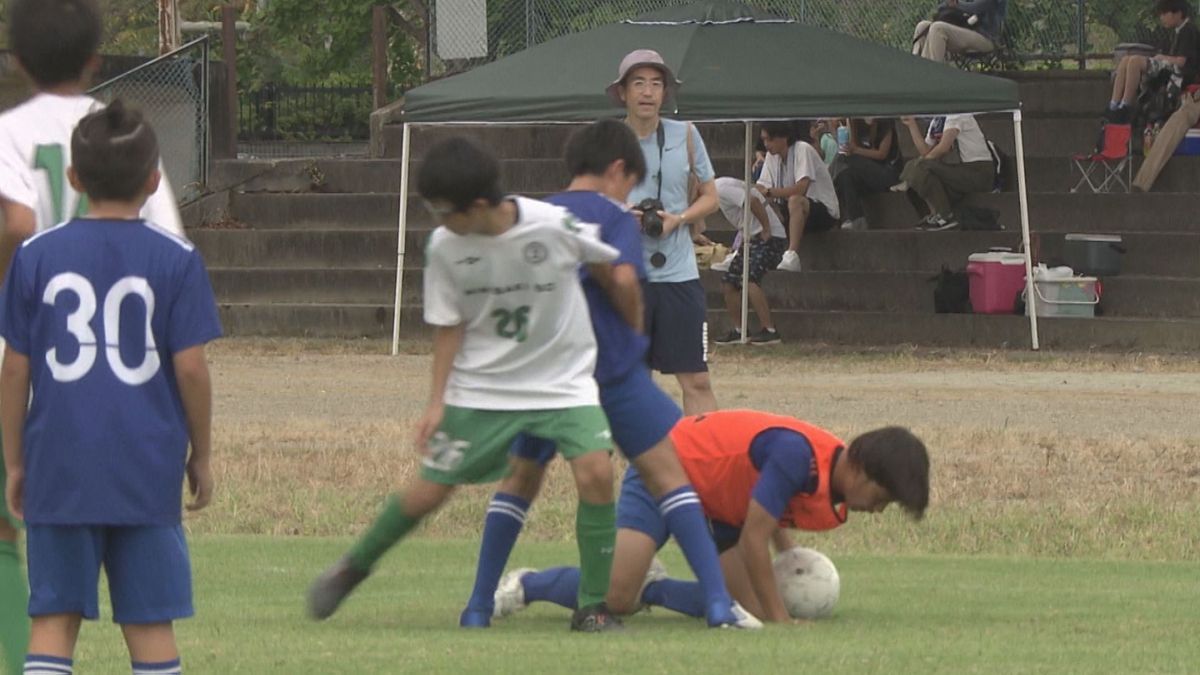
423,196,619,410
0,93,184,236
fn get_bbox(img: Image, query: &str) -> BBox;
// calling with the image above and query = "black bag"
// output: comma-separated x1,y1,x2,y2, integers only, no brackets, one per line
930,266,972,313
956,205,1003,231
986,140,1014,192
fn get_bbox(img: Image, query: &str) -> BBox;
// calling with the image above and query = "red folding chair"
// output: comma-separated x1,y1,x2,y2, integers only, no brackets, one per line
1070,124,1131,194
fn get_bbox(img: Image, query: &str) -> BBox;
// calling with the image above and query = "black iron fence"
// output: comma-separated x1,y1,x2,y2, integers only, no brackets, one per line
237,82,387,158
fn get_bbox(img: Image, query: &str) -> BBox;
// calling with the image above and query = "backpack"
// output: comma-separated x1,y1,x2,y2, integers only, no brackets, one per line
955,205,1003,231
929,266,972,313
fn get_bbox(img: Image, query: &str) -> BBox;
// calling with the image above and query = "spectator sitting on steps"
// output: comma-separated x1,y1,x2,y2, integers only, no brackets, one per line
757,121,840,273
896,114,993,232
912,0,1007,64
834,117,903,231
712,177,788,346
1104,0,1199,125
1134,86,1200,191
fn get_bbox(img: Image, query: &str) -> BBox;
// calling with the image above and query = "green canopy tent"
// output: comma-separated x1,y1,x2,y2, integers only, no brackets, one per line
391,1,1040,351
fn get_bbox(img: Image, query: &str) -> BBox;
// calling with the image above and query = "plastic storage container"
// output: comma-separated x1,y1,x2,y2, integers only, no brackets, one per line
1063,234,1123,276
1029,276,1100,318
966,252,1026,314
1176,129,1200,156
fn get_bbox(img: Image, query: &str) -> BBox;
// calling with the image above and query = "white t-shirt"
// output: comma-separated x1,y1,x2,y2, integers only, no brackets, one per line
757,141,840,219
926,114,992,164
716,177,786,239
0,93,184,236
423,196,619,410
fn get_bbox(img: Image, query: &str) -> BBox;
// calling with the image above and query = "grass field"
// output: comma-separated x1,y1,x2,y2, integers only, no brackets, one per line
57,340,1200,672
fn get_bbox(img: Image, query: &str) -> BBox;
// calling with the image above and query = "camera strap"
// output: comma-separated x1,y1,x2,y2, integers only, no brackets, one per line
655,121,665,201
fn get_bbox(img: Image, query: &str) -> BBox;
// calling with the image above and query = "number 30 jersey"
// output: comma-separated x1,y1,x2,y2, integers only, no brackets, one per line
423,196,618,410
0,93,184,236
0,218,222,525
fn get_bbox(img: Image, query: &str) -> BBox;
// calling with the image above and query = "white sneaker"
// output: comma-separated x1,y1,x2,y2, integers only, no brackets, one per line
889,181,909,192
728,601,764,630
493,567,536,618
710,253,735,272
840,217,867,231
776,250,802,272
636,557,670,611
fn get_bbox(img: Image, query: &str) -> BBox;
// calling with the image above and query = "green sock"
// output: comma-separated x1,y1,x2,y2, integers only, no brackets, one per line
346,494,420,572
574,500,615,608
0,540,29,675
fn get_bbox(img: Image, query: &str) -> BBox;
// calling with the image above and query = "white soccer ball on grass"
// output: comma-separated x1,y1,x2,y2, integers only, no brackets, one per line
772,547,840,619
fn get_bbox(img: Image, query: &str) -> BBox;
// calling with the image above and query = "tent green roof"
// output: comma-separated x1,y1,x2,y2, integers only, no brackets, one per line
402,0,1020,123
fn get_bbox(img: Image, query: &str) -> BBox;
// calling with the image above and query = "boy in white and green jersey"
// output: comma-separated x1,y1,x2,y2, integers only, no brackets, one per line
308,136,624,632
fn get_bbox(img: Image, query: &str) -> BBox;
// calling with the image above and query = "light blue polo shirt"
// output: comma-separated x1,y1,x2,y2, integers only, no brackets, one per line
627,118,715,283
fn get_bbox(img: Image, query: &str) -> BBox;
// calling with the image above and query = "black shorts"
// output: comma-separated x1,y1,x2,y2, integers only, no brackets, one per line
722,236,787,288
807,199,838,233
643,279,708,375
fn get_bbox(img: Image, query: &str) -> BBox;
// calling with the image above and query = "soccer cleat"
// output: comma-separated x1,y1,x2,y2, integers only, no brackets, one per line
492,567,536,618
712,329,743,345
776,250,802,272
459,608,492,628
706,600,764,630
570,602,624,632
749,328,781,345
636,557,669,611
306,555,370,620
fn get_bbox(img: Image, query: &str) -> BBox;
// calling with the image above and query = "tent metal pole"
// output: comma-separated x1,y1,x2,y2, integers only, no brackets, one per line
391,122,412,356
740,121,752,344
1013,110,1040,350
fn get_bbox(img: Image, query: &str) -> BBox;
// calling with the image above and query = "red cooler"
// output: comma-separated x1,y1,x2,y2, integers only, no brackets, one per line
966,252,1026,314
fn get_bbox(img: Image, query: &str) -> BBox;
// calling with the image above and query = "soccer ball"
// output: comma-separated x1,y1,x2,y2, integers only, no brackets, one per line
772,547,840,619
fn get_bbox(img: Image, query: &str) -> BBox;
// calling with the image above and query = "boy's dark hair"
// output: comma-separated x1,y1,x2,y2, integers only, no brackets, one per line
417,137,504,212
9,0,102,87
760,121,797,144
564,119,647,183
847,426,930,519
1156,0,1190,17
71,99,159,202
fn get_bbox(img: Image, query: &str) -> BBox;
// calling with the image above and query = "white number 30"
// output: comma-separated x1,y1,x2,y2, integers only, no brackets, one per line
42,273,161,385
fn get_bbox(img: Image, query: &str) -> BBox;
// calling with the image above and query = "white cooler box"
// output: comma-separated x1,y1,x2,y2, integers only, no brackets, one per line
1028,276,1100,318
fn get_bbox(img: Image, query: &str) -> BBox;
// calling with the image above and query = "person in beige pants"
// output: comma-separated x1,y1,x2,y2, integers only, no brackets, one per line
912,0,1004,63
1134,90,1200,191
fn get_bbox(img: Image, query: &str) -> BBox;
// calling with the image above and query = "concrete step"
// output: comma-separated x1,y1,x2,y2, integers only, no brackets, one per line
702,309,1200,352
190,228,397,268
228,192,400,229
999,71,1111,116
858,192,1200,233
208,267,413,305
697,271,1200,319
218,302,418,339
210,159,406,194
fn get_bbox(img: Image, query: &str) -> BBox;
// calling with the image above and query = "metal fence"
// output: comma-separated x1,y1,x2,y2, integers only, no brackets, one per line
89,37,209,204
426,0,1193,76
237,82,378,159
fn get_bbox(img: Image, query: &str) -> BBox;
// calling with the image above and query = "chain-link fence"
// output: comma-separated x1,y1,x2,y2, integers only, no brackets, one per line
426,0,1195,76
89,37,209,203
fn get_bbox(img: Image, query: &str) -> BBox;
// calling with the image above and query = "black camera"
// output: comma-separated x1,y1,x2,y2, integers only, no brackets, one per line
636,198,665,238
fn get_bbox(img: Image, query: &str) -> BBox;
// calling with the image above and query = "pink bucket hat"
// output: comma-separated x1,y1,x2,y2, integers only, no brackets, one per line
605,49,682,107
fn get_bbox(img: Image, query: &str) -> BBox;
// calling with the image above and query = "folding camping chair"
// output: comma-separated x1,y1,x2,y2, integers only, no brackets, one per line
1070,123,1132,194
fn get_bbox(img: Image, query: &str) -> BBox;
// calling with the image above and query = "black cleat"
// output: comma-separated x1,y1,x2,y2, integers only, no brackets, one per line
570,602,624,632
307,555,370,620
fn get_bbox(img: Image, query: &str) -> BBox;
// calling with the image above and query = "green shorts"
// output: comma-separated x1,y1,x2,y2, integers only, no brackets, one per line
0,429,19,530
420,405,612,485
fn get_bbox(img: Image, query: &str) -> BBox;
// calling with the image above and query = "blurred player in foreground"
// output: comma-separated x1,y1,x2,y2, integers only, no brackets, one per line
1,101,220,675
462,120,758,630
496,411,929,624
307,136,625,632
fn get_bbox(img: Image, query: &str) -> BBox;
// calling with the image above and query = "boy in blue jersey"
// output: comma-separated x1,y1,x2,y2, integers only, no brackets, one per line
459,119,760,630
0,101,221,675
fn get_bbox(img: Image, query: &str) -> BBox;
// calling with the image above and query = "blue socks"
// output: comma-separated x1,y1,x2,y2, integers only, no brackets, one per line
24,655,72,674
520,566,580,610
132,659,181,674
462,493,530,623
657,486,735,624
641,578,706,617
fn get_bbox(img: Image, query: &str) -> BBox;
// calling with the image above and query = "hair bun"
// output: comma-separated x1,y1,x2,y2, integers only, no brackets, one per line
104,98,127,129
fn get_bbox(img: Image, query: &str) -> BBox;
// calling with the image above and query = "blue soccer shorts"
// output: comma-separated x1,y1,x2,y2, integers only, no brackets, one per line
26,524,194,624
617,468,742,554
510,364,681,463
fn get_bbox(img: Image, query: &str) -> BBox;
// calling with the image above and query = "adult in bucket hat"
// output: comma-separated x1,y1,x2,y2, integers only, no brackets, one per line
611,48,721,416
